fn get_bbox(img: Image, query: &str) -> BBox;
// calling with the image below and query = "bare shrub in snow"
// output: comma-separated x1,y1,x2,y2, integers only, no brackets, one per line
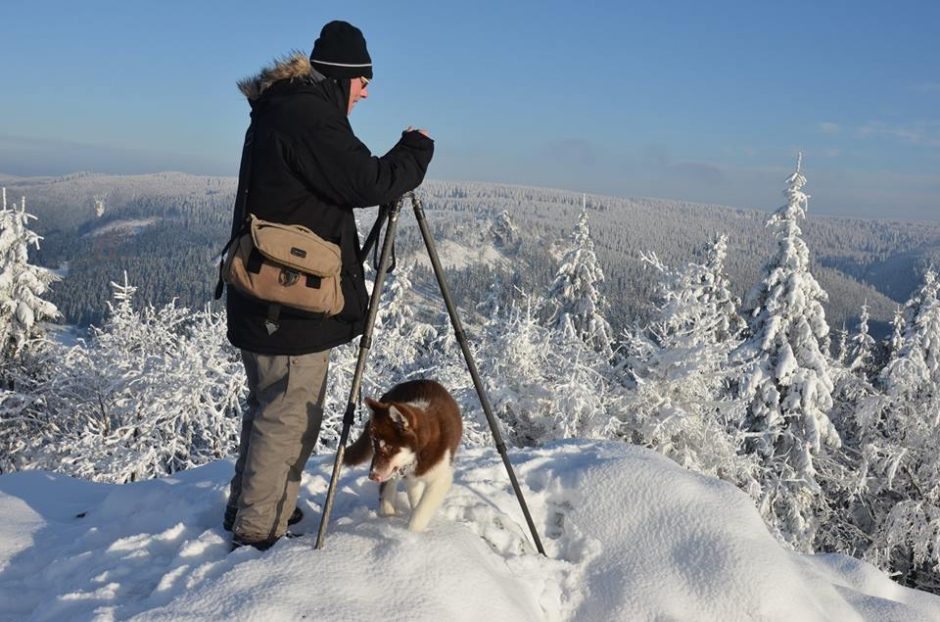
473,291,621,447
617,236,757,490
853,268,940,591
0,275,243,482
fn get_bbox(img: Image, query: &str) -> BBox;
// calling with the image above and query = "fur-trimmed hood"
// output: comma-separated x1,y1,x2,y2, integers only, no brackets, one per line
237,52,320,101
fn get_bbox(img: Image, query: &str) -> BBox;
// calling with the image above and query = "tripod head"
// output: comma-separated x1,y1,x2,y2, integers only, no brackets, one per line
359,192,420,269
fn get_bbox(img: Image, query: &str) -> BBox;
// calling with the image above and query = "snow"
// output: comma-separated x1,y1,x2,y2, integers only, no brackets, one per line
410,238,507,271
1,440,937,622
44,321,85,348
81,218,158,239
50,262,69,279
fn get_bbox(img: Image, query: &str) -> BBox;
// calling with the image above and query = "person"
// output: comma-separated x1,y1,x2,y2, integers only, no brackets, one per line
222,20,434,550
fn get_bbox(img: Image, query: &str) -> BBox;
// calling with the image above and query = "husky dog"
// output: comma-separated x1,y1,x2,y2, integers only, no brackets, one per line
344,379,462,532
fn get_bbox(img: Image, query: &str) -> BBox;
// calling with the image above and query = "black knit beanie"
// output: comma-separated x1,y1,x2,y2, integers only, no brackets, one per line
310,20,373,80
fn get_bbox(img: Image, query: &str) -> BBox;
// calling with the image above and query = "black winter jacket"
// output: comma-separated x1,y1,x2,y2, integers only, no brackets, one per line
225,54,434,354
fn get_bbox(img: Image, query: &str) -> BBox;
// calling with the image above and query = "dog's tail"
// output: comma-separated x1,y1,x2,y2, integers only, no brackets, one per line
343,427,372,466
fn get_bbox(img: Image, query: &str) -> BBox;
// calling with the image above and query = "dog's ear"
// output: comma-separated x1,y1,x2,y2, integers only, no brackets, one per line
388,405,410,431
364,397,385,412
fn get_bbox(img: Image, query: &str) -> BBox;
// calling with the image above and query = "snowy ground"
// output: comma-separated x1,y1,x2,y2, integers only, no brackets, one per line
81,217,158,239
44,322,86,348
1,440,938,622
409,238,508,271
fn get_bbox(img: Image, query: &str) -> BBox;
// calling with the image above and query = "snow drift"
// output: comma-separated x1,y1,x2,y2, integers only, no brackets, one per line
1,440,937,621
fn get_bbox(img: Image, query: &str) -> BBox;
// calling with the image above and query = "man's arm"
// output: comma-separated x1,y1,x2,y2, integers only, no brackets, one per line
292,117,434,208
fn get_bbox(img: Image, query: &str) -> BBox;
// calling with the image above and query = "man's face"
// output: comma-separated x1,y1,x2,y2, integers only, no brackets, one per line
348,76,369,115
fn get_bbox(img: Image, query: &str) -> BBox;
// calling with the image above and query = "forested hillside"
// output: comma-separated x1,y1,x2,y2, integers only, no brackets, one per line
3,172,938,333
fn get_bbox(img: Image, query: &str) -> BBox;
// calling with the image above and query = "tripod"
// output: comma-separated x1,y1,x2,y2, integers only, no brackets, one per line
315,191,546,556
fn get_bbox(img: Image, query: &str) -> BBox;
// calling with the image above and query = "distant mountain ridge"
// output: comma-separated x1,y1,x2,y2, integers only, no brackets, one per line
3,171,938,333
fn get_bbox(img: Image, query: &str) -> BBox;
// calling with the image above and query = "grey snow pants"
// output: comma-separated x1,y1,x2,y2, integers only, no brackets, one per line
229,349,330,542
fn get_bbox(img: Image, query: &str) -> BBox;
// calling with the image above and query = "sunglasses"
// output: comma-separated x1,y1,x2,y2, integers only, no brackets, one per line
359,76,370,89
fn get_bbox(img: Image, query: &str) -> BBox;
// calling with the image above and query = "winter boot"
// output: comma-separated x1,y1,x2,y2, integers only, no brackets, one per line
230,530,301,552
223,504,303,532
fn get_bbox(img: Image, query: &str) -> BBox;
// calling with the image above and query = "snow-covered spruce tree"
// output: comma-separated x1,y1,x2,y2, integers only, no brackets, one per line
737,156,841,551
847,303,877,381
0,190,60,361
546,206,614,358
0,275,244,482
834,324,849,367
882,305,906,366
476,270,508,319
857,268,940,590
618,236,757,488
489,209,521,253
824,306,882,558
470,289,620,447
372,261,438,369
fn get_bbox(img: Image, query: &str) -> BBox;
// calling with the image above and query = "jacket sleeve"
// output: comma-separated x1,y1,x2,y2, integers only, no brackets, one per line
291,116,434,208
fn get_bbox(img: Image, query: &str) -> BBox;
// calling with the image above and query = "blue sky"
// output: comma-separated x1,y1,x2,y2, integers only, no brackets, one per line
1,0,938,220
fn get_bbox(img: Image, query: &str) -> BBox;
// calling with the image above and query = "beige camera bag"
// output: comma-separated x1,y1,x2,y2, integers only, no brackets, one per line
222,214,345,316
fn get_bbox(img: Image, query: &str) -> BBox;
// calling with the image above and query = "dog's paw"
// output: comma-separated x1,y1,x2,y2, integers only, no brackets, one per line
378,501,399,517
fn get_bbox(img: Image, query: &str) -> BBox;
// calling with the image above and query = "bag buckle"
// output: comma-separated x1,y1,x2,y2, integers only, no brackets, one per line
278,268,300,287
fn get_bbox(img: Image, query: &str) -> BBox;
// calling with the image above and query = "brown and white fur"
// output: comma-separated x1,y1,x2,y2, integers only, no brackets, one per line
344,379,462,532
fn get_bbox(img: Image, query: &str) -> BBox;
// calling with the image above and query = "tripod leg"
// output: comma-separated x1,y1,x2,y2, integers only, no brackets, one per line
409,193,547,556
315,200,403,550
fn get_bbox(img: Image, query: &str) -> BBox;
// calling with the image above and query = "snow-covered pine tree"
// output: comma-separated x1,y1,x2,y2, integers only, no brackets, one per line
647,235,746,351
0,189,60,360
372,261,438,369
847,303,877,380
476,271,507,320
738,155,841,551
619,235,756,488
834,323,849,366
887,305,905,363
489,210,521,253
546,204,614,358
476,290,619,447
479,296,559,446
858,268,940,590
92,272,166,354
823,302,883,558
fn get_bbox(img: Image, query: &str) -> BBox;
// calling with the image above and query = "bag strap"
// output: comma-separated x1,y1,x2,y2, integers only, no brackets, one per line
213,126,327,336
213,219,250,299
215,126,255,300
359,202,396,274
359,203,387,262
232,125,255,237
265,303,281,335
